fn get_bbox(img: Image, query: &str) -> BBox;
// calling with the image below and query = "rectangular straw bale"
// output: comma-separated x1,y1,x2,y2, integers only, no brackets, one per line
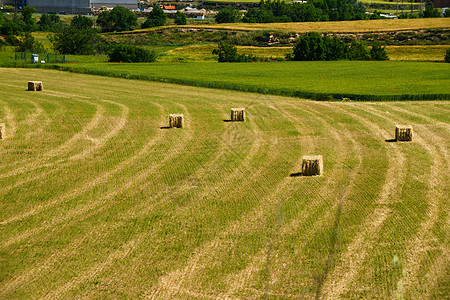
395,125,413,141
231,108,245,122
0,123,5,140
169,114,184,128
302,155,323,176
28,81,43,91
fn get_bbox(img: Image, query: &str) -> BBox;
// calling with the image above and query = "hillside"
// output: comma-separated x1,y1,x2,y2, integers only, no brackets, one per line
0,68,448,299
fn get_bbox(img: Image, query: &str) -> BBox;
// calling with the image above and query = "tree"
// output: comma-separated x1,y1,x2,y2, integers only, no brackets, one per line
174,11,187,25
71,15,93,29
444,9,450,17
142,5,167,28
108,44,156,62
422,1,440,18
37,14,61,31
291,32,326,61
445,48,450,63
15,32,44,53
50,25,102,55
348,41,371,60
370,42,389,60
215,6,241,23
21,6,36,31
97,6,137,32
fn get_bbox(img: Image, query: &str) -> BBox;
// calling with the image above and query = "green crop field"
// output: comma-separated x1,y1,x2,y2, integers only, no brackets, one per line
0,68,448,299
53,60,450,100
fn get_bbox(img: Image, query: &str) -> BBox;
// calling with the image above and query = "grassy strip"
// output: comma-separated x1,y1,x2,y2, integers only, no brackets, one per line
42,61,450,101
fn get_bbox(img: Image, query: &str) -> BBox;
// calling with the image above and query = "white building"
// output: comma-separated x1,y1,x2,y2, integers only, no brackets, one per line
25,0,137,14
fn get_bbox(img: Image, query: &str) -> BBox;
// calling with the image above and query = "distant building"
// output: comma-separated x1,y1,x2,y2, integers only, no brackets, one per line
432,0,450,8
24,0,137,14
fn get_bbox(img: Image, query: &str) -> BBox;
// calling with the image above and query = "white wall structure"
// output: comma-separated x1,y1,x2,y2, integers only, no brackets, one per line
26,0,137,14
91,0,137,9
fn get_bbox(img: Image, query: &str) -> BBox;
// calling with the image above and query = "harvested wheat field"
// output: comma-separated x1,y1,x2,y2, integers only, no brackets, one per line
0,68,448,299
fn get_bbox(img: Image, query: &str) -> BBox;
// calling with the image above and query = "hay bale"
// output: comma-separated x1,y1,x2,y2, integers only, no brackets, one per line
0,123,5,140
169,114,184,128
395,125,413,142
231,108,245,122
302,155,323,176
28,81,43,91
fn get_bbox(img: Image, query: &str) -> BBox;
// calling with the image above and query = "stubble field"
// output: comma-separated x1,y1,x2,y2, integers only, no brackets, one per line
0,68,448,299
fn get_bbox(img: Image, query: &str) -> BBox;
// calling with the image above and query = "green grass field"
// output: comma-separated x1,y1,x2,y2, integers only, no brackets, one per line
52,60,450,100
0,68,448,299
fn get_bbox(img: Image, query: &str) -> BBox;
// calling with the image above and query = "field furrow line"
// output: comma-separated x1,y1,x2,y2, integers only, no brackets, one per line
146,103,301,299
24,103,232,297
0,99,104,180
314,102,406,299
0,101,163,229
0,99,130,197
69,100,130,160
41,238,140,300
1,102,200,294
44,100,104,158
70,102,269,298
0,102,196,290
0,221,123,297
24,99,48,139
276,101,373,298
365,104,449,298
147,100,325,298
0,101,166,241
0,94,68,171
0,100,16,139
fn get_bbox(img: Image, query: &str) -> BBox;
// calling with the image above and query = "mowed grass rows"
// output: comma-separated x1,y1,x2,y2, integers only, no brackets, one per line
0,68,448,299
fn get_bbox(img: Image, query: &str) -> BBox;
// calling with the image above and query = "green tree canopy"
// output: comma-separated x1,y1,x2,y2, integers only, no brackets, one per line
21,6,36,31
174,11,187,25
37,14,61,31
215,6,241,23
97,6,137,32
71,15,93,29
49,24,102,55
142,5,167,28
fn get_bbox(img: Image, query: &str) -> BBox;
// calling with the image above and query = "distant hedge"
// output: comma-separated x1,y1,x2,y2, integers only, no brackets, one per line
108,44,156,63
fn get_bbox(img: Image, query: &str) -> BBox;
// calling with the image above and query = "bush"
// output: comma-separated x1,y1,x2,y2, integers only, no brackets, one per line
108,44,156,62
142,5,167,28
174,11,187,25
215,6,241,23
370,42,389,60
212,41,258,62
445,48,450,63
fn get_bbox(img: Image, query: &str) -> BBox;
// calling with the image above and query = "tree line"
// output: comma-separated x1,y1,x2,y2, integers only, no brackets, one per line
216,0,446,23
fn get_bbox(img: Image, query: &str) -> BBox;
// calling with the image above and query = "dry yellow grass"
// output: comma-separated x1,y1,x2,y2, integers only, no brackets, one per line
135,19,450,34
